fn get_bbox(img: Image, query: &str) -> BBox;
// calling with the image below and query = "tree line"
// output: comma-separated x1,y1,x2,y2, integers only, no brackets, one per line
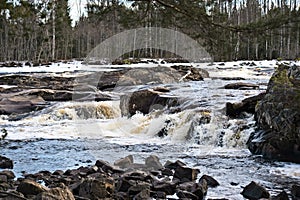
0,0,299,62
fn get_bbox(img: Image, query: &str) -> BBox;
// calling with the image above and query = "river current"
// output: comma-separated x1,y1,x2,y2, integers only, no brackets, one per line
1,60,299,199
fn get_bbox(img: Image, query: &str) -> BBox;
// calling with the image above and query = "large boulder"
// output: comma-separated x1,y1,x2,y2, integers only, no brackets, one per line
120,89,178,117
0,95,46,115
17,179,48,196
241,181,270,199
35,186,75,200
247,64,300,163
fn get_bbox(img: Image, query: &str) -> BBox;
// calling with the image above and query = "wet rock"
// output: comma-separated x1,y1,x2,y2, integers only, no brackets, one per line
224,82,259,90
17,179,48,196
0,191,26,200
114,155,133,169
128,182,151,196
161,168,173,176
0,95,46,115
247,65,300,163
199,175,219,187
170,65,208,80
35,186,75,200
177,181,207,199
95,159,123,173
152,181,176,195
176,190,199,200
0,170,15,180
145,155,163,170
0,156,13,169
174,165,200,182
120,89,179,117
291,185,300,200
164,160,186,170
0,175,7,182
133,189,151,200
76,177,114,199
272,191,289,200
241,181,270,200
226,93,265,118
151,191,166,199
115,177,136,193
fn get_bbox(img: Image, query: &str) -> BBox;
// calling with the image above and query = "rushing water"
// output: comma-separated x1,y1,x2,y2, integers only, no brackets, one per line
1,60,300,199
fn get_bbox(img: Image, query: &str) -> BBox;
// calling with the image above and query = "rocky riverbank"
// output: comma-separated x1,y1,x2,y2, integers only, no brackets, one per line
1,155,299,200
247,64,300,163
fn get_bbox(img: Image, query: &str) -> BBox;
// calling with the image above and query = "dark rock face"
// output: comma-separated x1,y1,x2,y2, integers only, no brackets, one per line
120,89,179,117
0,156,13,169
291,185,300,200
173,165,200,183
247,65,300,163
241,181,270,199
272,191,289,200
226,92,266,118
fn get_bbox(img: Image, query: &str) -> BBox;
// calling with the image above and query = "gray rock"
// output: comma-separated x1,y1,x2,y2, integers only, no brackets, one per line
114,155,134,169
248,64,300,163
145,155,163,170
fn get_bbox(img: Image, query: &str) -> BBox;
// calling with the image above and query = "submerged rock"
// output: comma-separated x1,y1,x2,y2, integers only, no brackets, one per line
247,64,300,163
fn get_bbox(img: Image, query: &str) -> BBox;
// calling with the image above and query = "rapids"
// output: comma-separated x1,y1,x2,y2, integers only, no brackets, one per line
1,60,300,199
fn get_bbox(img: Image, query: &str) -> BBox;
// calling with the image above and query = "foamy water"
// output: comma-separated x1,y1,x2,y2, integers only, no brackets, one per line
1,60,300,199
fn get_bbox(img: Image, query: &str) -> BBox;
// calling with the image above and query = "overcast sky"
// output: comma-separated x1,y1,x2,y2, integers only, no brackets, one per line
68,0,87,26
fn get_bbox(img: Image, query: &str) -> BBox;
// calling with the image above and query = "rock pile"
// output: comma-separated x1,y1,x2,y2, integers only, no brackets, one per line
1,155,298,200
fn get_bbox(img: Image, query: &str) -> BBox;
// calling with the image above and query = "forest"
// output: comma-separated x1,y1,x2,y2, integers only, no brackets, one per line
0,0,299,62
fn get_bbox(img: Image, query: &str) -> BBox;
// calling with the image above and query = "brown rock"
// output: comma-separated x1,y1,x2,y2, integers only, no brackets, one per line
76,177,114,199
0,156,13,169
0,171,15,180
35,186,75,200
17,179,48,196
